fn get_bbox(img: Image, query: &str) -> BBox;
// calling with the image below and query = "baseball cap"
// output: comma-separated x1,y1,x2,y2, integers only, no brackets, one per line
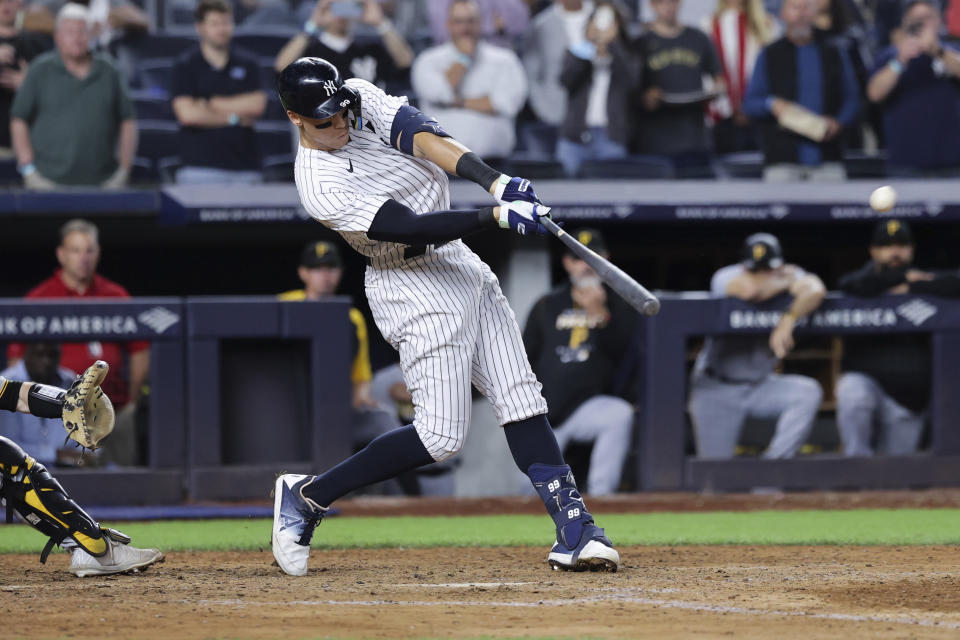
567,228,609,256
741,232,784,271
870,218,914,246
300,241,342,268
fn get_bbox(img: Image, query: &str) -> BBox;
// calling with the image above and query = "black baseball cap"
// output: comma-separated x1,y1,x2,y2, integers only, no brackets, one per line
567,228,609,256
300,241,342,268
741,232,784,271
871,218,914,246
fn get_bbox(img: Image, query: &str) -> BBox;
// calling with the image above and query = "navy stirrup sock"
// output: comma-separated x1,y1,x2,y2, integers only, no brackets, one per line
504,414,593,548
301,425,434,507
503,413,564,472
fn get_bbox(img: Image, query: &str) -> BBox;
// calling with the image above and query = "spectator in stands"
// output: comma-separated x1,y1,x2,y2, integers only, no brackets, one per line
523,229,636,495
688,233,826,459
557,1,638,177
411,0,527,159
0,0,51,157
702,0,778,154
836,219,960,456
171,0,266,185
0,342,74,467
742,0,860,182
633,0,722,174
273,0,413,87
10,3,135,189
524,0,595,128
866,0,960,176
426,0,529,47
21,0,148,43
6,219,149,466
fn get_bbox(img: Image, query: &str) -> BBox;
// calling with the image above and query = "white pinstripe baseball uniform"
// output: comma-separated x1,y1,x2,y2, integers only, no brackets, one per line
294,78,548,461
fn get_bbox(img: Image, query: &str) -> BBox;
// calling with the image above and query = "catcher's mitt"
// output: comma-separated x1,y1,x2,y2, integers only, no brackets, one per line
62,360,115,450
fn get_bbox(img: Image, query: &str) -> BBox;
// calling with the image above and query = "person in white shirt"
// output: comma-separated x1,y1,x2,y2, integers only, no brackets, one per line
411,0,527,159
524,0,594,127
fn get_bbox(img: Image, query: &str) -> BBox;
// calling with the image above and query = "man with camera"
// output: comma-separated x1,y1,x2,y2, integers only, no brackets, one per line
866,0,960,176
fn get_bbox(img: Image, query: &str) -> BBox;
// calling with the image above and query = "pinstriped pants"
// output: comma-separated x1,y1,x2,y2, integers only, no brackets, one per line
365,242,548,461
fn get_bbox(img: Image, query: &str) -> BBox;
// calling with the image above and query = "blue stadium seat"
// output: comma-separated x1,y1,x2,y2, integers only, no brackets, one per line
579,155,674,179
500,152,565,180
137,120,181,183
233,32,294,59
135,57,176,96
718,151,764,179
844,150,888,178
131,34,196,60
131,90,174,120
255,121,294,158
262,153,295,182
517,122,558,155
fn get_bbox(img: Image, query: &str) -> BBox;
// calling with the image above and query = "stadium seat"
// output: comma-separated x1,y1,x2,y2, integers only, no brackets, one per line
718,151,764,179
500,152,565,180
137,120,181,183
132,91,174,120
262,154,295,182
233,32,295,59
579,156,674,179
255,122,294,158
844,151,888,178
517,122,558,155
135,57,176,96
130,34,196,60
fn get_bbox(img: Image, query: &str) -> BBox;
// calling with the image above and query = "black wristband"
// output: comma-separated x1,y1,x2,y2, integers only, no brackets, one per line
456,152,501,192
0,379,23,412
27,383,65,419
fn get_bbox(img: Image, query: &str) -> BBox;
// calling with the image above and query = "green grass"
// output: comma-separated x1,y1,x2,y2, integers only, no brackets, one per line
2,509,959,554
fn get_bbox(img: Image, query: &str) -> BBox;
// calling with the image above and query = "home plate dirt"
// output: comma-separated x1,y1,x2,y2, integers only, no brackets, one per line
3,545,959,639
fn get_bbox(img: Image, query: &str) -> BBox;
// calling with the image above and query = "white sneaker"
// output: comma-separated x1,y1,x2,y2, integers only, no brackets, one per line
271,474,327,576
547,524,620,572
70,536,164,577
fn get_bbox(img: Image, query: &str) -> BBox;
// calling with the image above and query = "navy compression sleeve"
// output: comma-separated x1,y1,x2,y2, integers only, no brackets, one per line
367,199,495,245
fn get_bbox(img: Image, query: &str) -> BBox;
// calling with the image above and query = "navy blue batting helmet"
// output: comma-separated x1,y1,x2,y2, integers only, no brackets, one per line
741,233,784,271
276,57,361,121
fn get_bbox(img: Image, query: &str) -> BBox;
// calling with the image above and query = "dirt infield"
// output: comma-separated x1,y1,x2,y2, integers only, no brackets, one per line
4,544,960,639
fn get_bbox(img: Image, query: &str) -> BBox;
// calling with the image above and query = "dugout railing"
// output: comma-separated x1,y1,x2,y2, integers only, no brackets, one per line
638,293,960,491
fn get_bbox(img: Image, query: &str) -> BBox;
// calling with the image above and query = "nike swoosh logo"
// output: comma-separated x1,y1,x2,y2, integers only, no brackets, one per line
347,159,354,173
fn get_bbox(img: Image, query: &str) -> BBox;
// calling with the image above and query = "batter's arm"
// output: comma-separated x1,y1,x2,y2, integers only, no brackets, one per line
411,132,503,192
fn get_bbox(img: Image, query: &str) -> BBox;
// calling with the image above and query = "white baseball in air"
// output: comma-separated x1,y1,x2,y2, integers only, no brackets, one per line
869,185,897,212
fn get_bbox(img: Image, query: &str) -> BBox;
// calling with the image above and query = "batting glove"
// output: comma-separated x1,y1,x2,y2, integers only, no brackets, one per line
493,174,542,206
498,201,551,236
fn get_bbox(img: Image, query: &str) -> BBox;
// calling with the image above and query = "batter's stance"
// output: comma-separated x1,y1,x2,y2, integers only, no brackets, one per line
271,57,619,576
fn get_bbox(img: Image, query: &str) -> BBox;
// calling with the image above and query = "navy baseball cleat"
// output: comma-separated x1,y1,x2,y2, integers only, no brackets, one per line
547,523,620,572
271,474,327,576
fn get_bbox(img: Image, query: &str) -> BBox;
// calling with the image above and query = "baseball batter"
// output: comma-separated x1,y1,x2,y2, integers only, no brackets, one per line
271,57,619,576
0,363,164,576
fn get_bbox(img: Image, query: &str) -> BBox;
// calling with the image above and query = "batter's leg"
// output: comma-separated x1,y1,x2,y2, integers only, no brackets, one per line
687,375,750,458
748,374,821,459
835,372,879,456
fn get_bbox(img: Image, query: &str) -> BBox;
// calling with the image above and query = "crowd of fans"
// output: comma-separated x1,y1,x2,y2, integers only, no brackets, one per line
1,0,959,186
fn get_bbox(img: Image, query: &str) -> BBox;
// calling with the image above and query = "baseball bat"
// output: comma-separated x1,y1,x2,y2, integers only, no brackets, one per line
540,216,660,316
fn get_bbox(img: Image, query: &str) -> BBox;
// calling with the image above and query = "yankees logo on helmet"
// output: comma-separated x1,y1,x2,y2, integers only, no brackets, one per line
322,80,337,96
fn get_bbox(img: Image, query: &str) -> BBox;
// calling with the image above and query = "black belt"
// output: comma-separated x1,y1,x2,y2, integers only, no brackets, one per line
365,242,446,266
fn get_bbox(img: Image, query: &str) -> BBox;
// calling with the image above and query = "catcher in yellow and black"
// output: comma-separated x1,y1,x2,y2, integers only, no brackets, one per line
0,360,164,576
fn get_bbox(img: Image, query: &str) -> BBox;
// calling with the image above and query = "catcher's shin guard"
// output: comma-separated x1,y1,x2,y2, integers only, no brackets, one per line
0,436,107,562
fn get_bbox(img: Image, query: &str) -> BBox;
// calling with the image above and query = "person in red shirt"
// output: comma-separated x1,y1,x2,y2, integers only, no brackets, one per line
7,219,149,415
